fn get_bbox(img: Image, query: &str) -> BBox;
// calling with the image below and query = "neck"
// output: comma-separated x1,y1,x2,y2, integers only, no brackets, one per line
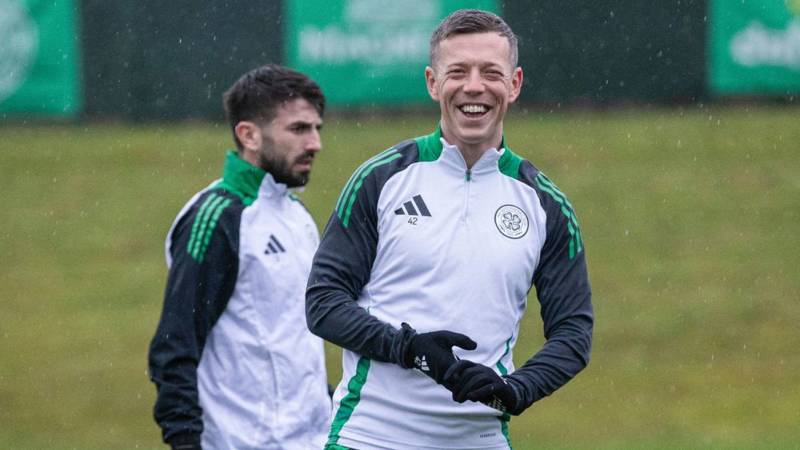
459,146,489,169
240,148,260,168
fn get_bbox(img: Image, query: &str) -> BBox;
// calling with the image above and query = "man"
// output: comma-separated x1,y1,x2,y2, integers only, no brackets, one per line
306,9,593,449
149,64,330,450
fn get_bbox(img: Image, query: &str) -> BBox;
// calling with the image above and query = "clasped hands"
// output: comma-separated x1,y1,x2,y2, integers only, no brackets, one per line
401,324,521,415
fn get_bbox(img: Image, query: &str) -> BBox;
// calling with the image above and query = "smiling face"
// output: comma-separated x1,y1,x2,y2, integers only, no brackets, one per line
236,98,323,187
426,32,522,156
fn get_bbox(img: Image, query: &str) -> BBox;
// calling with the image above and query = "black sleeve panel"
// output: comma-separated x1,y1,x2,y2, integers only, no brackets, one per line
306,141,419,365
148,189,243,443
507,162,594,410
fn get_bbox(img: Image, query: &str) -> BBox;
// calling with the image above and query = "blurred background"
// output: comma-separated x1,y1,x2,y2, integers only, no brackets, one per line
1,0,798,449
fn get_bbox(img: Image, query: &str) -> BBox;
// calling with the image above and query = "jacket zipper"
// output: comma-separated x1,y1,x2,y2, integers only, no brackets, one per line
463,169,472,222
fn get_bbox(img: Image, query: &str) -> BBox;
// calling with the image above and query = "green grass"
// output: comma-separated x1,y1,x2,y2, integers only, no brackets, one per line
1,105,798,449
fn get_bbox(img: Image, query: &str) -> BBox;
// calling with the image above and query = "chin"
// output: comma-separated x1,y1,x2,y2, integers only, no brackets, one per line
290,175,310,188
453,121,490,133
455,130,492,144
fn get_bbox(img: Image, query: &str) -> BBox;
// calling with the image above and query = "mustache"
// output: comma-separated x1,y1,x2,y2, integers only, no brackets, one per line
295,151,316,164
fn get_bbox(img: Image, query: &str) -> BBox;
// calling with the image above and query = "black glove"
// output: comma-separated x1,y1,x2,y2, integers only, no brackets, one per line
169,433,202,450
401,323,477,385
444,359,522,415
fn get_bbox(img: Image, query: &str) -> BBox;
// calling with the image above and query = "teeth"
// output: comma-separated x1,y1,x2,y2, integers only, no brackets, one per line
461,104,487,114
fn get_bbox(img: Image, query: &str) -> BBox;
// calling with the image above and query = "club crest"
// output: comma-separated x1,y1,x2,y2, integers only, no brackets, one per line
494,204,529,239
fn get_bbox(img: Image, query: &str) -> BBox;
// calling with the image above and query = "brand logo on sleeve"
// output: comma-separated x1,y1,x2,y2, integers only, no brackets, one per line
494,205,529,239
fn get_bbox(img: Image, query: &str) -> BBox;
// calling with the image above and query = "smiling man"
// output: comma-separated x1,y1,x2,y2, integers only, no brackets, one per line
149,65,330,450
306,9,593,450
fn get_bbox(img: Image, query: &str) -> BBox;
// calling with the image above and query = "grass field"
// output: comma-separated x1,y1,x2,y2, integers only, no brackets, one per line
1,105,798,449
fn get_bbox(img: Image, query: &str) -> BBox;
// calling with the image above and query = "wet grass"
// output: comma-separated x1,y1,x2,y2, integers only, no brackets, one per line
1,105,798,449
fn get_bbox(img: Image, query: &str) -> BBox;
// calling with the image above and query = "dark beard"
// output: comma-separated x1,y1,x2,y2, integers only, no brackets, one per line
257,151,311,188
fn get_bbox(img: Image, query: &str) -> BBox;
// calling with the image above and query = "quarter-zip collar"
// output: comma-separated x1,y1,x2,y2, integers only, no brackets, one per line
440,137,505,177
414,126,523,180
219,150,290,205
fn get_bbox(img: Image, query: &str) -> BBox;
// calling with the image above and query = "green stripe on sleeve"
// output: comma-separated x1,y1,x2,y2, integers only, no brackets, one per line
187,193,221,260
566,219,583,257
338,153,403,227
327,357,371,447
195,198,232,263
189,194,226,260
536,173,575,210
536,173,583,259
335,147,397,214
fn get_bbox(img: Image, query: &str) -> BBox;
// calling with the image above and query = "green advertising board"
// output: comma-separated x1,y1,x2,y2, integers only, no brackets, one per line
0,0,81,117
710,0,800,94
285,0,498,106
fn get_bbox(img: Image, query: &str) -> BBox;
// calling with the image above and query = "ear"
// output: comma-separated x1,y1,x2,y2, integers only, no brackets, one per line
234,121,262,152
508,67,523,104
425,66,440,101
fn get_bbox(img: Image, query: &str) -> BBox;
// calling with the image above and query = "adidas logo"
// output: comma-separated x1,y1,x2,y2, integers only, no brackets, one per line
414,355,430,372
264,234,286,254
394,194,431,217
484,396,507,413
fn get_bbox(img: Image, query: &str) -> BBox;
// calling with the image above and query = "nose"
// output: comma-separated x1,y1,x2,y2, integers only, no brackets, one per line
463,68,485,94
306,128,322,153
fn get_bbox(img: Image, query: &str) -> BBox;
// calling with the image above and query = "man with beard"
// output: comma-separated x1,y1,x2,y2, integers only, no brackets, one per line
306,9,592,449
149,64,330,450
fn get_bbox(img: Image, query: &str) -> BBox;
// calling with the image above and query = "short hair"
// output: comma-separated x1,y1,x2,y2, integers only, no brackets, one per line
429,9,518,69
223,64,325,150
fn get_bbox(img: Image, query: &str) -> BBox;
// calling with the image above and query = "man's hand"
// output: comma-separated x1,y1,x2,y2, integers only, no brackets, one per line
444,360,522,415
401,323,476,385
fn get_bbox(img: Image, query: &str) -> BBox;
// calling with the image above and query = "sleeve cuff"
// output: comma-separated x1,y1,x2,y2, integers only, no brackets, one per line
395,322,418,368
169,432,201,449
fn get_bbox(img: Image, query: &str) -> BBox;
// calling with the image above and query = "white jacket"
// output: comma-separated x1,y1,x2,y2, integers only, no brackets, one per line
150,151,330,449
307,129,592,449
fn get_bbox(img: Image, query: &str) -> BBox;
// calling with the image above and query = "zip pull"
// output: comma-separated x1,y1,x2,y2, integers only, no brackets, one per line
465,169,472,182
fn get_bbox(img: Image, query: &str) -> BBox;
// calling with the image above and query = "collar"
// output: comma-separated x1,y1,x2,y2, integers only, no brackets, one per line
219,150,290,205
414,126,521,178
440,137,504,175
